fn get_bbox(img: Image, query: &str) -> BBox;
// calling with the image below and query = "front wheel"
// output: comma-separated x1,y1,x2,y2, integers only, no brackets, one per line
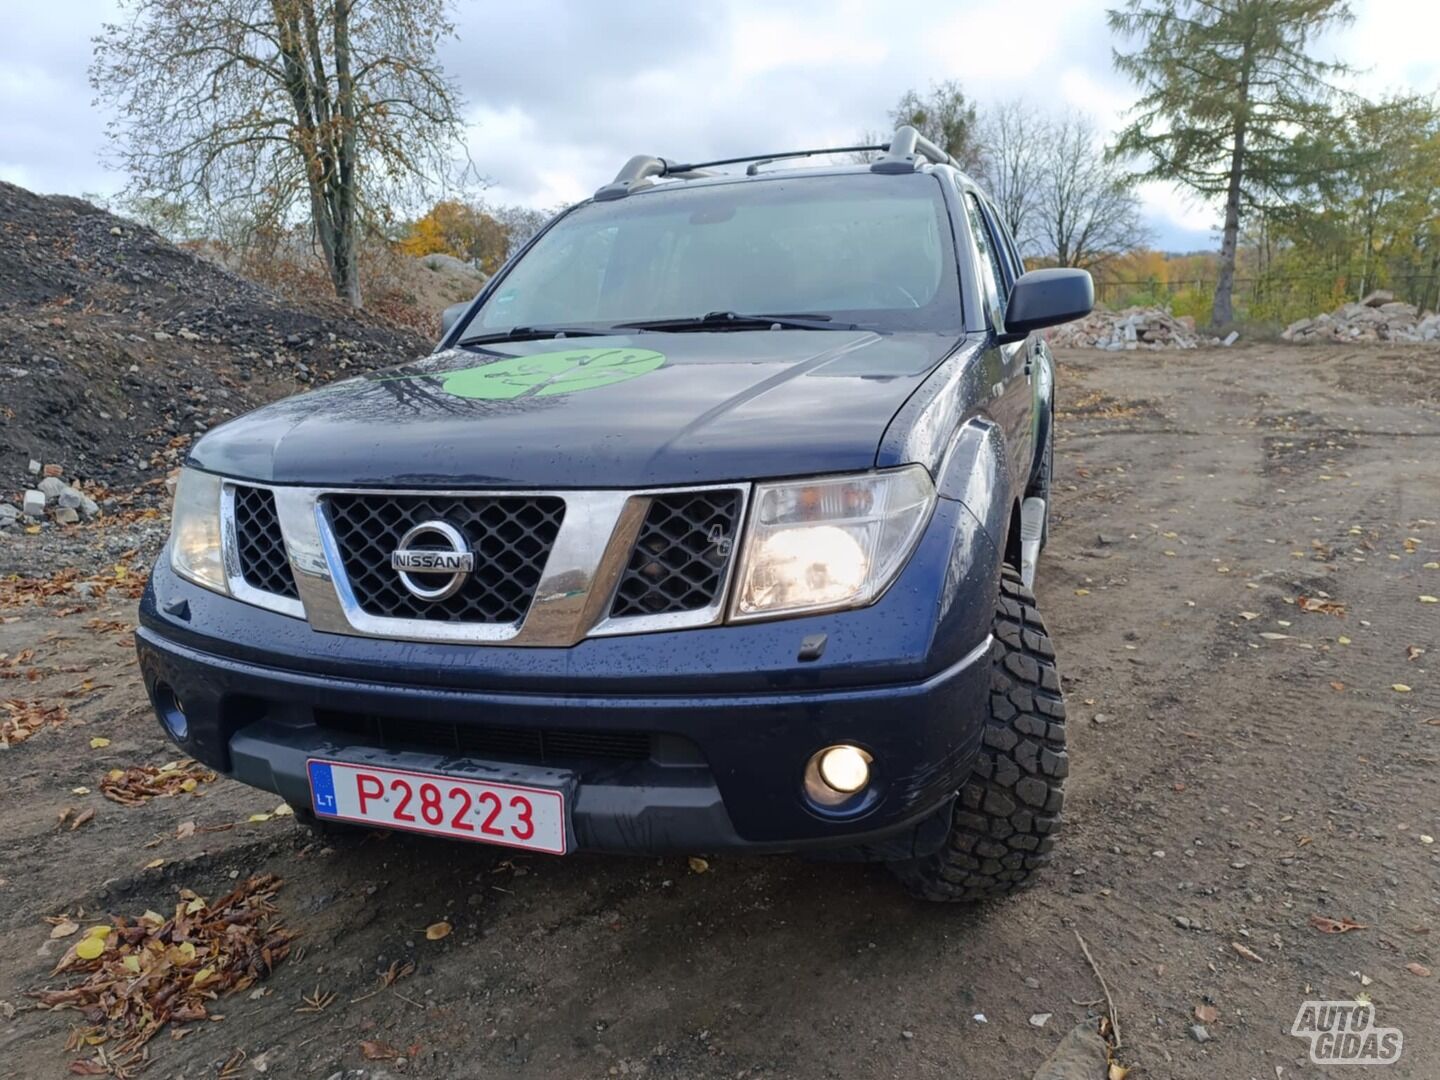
888,565,1068,902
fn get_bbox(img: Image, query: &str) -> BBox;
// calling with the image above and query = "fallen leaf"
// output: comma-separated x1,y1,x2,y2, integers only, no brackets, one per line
273,803,293,817
247,813,272,823
143,857,164,870
176,820,196,839
1108,1065,1130,1080
1298,595,1346,616
1238,611,1260,621
1330,681,1345,692
1074,588,1090,596
1311,914,1368,934
74,937,106,961
1337,635,1352,645
1392,684,1412,694
1259,632,1289,641
1408,646,1425,662
1406,962,1431,977
69,808,95,831
1420,596,1438,604
1231,942,1263,963
69,787,90,796
688,856,710,874
360,1040,402,1061
424,921,451,941
1194,1004,1218,1024
88,737,110,749
49,920,79,939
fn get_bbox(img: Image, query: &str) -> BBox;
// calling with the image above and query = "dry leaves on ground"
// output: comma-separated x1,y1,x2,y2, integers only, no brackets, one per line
31,874,294,1059
1310,914,1369,934
100,761,217,806
1297,595,1346,616
1,699,69,747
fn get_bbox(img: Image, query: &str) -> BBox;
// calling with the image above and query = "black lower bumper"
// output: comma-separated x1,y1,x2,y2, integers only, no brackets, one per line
135,624,991,858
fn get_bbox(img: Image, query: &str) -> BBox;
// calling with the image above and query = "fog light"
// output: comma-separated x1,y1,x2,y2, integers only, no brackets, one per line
818,744,870,794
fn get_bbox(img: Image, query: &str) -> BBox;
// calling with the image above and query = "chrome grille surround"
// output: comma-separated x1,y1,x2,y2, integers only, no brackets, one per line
214,481,750,645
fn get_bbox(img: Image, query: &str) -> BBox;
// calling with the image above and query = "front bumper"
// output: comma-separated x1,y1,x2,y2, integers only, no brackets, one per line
135,495,1001,857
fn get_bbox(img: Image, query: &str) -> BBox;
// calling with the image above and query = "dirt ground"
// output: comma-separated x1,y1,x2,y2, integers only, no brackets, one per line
1,342,1437,1080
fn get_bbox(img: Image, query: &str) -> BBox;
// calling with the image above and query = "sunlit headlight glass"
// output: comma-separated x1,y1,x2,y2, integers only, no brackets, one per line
168,469,227,594
731,465,935,620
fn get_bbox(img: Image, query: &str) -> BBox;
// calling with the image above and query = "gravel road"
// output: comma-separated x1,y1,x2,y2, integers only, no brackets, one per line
2,343,1437,1079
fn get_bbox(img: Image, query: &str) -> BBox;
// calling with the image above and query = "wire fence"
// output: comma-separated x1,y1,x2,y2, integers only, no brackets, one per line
1094,274,1440,319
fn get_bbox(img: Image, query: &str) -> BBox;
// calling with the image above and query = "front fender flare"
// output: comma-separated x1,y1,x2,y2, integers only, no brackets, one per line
934,417,1013,554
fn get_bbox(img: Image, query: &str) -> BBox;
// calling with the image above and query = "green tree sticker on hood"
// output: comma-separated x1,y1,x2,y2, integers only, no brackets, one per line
439,347,666,400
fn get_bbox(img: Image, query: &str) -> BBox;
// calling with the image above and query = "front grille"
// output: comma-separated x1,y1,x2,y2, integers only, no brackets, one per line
610,490,742,618
324,494,564,623
232,486,299,599
314,710,653,763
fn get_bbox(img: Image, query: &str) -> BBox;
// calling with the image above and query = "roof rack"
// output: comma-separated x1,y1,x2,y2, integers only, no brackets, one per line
592,125,956,200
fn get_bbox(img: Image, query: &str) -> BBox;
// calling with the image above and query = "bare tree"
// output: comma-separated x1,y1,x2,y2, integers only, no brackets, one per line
976,99,1047,255
1034,113,1148,269
91,0,468,307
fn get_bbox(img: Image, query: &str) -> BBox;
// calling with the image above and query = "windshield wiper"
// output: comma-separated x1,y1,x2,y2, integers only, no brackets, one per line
459,325,630,346
615,311,869,332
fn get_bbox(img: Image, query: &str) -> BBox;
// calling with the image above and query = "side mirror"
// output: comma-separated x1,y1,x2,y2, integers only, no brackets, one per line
440,301,470,338
997,268,1093,344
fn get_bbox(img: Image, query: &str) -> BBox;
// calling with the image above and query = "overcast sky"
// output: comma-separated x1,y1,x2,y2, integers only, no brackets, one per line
2,0,1437,252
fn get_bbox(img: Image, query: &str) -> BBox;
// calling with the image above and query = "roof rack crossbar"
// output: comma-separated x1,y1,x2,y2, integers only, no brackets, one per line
593,125,956,200
871,125,957,174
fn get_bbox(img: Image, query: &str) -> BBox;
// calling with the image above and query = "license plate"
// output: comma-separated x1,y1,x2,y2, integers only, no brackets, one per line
306,758,567,854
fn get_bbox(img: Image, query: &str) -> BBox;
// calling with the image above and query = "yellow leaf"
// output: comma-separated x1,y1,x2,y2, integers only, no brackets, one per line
688,856,710,874
1424,562,1439,570
49,919,79,939
425,921,452,941
1337,636,1351,645
107,769,124,781
1109,1065,1131,1080
273,803,293,817
247,813,272,823
85,925,111,940
1420,596,1438,604
180,778,197,792
144,857,164,869
89,737,111,749
122,955,141,974
1392,684,1412,693
185,898,205,914
139,910,165,926
70,786,90,795
1074,588,1090,596
178,941,196,961
191,966,215,987
75,937,106,961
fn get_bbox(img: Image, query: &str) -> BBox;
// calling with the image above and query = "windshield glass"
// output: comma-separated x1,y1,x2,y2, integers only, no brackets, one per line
465,173,962,336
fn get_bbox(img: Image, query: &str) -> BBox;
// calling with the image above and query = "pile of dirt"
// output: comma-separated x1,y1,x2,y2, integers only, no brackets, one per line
1281,291,1440,342
1043,306,1223,350
0,182,430,511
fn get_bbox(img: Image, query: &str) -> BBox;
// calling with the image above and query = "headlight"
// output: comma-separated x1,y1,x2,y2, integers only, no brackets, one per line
730,465,935,621
169,468,227,594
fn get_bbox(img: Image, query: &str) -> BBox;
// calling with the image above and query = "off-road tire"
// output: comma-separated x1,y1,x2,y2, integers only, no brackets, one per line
888,565,1067,902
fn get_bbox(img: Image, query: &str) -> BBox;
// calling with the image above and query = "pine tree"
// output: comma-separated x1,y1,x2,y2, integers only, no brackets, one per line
1108,0,1352,327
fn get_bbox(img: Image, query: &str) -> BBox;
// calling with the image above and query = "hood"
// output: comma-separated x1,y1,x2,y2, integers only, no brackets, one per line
190,330,961,488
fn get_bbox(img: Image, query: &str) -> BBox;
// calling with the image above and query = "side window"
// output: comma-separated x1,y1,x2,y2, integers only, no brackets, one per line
963,192,1007,323
983,201,1025,287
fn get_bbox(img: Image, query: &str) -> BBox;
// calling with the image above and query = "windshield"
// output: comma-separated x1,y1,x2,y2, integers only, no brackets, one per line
464,173,962,336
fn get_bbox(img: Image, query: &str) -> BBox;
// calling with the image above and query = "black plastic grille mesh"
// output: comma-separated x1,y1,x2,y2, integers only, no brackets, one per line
315,710,653,763
232,486,299,599
324,493,564,623
610,490,742,618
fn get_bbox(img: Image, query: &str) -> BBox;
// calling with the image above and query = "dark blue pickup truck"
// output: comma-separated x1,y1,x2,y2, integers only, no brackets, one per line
137,126,1093,901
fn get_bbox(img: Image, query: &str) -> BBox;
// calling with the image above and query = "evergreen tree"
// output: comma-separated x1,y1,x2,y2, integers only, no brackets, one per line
1108,0,1352,327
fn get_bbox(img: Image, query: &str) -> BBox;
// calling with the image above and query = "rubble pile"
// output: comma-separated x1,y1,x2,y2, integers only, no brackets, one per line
0,181,429,522
1043,307,1223,350
3,460,102,531
1282,291,1440,343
